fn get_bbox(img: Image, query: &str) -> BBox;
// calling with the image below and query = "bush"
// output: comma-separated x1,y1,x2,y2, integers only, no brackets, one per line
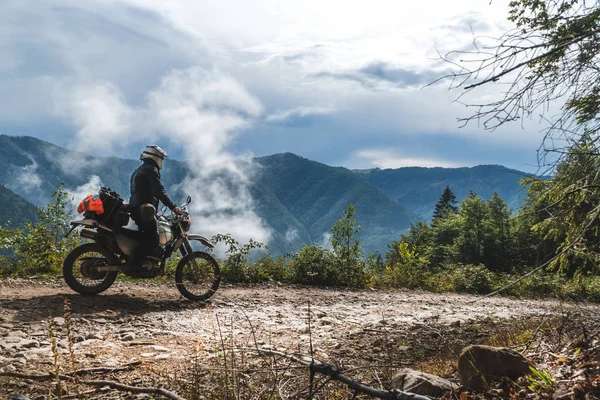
245,255,290,283
446,264,495,294
385,242,432,289
501,272,564,298
289,245,338,286
0,185,80,277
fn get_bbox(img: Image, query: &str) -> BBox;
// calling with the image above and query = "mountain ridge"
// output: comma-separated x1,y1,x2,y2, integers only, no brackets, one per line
0,135,530,254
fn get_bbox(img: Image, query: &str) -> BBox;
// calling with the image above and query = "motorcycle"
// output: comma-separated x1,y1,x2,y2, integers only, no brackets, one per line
63,196,220,301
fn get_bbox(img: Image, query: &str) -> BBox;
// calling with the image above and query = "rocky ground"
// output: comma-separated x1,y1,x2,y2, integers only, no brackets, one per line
1,279,599,399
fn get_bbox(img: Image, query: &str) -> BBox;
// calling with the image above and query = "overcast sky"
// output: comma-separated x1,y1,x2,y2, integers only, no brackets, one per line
0,0,548,172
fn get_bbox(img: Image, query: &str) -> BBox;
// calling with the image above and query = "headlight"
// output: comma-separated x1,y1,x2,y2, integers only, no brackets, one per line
181,216,191,232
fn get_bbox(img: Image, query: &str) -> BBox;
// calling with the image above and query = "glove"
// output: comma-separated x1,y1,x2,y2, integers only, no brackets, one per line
173,207,184,215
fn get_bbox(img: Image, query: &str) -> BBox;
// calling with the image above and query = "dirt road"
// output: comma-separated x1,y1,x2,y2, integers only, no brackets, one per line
1,279,598,398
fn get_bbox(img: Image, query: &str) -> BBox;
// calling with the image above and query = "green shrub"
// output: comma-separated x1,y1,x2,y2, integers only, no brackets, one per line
0,185,80,277
245,255,290,283
385,242,432,289
446,264,495,294
289,245,338,286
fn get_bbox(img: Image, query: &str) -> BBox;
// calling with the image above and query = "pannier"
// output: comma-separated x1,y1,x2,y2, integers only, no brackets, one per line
77,187,129,228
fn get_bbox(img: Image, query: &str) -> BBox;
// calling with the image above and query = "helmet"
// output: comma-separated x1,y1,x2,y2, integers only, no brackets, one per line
140,145,168,170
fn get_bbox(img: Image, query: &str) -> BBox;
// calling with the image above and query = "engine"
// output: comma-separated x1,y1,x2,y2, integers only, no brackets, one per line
158,220,175,245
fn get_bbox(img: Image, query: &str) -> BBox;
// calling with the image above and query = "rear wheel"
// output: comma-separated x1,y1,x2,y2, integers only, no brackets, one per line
175,251,220,301
63,244,118,295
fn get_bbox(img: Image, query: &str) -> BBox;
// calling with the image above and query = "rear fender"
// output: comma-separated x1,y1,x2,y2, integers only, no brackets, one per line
67,219,98,237
70,219,98,228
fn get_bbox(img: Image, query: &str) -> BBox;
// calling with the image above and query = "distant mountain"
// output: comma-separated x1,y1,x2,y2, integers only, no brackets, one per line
254,153,411,254
0,135,531,255
0,185,38,227
359,165,529,220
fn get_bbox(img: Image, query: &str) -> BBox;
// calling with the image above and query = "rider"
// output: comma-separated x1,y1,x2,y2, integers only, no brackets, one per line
128,145,182,269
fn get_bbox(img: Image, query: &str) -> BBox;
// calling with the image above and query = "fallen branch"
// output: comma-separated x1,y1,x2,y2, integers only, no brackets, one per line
0,368,186,400
0,361,142,381
81,379,187,400
239,347,438,400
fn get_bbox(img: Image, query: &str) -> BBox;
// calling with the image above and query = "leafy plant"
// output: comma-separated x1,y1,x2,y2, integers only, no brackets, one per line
527,366,555,394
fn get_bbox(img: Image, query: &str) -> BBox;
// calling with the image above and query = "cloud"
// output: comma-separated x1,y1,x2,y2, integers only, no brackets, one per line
439,12,493,33
312,62,441,90
7,157,44,203
264,106,335,127
351,149,463,169
53,81,140,153
52,65,271,245
285,228,299,242
320,232,333,250
66,175,103,213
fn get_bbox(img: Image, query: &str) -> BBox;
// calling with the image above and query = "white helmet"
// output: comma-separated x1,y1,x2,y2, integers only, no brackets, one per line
140,145,168,170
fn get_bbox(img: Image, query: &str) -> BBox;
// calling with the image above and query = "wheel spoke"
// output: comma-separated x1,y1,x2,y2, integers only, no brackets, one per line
176,251,220,301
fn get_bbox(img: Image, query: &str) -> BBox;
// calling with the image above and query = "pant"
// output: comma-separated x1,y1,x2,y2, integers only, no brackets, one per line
130,205,159,264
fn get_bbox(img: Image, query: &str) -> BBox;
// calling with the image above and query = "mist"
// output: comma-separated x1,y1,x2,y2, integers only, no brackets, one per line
55,67,272,245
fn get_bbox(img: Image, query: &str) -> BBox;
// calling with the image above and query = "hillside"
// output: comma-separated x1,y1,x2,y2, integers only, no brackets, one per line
0,135,531,254
0,185,38,227
254,153,410,253
359,165,529,220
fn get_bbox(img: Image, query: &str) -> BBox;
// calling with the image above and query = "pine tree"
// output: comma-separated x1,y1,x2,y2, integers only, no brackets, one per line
432,186,458,223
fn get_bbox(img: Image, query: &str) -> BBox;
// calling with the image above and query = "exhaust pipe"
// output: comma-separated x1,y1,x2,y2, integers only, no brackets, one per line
80,229,97,240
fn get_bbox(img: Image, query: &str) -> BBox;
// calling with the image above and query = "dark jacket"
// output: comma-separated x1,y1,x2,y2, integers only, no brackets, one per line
129,159,176,211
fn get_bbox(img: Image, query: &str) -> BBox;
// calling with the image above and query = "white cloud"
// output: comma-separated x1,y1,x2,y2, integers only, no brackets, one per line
285,228,299,242
351,149,463,169
265,106,335,125
12,157,42,193
66,175,103,213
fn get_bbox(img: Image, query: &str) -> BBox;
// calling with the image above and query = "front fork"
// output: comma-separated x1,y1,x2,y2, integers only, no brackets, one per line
174,236,201,273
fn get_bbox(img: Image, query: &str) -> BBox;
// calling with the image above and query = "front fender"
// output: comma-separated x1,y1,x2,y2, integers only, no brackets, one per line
187,234,215,248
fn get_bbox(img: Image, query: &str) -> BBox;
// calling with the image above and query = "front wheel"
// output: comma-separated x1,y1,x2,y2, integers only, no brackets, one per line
63,244,118,295
175,251,220,301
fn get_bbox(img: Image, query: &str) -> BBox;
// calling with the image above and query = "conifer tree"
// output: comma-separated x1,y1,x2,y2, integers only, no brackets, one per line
432,186,458,223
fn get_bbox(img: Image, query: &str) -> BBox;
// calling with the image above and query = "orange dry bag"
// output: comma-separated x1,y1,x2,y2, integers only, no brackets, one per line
77,194,105,215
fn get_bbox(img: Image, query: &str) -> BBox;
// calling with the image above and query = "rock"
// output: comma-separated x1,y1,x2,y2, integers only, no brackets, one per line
392,368,456,397
155,354,170,360
320,317,341,326
8,394,32,400
372,338,384,347
146,345,170,353
121,333,136,341
297,326,310,334
458,345,532,390
104,358,118,367
52,317,65,327
85,333,103,340
20,339,39,349
7,331,27,338
450,320,461,327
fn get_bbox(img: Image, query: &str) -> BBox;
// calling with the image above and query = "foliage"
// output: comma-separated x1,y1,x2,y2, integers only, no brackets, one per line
288,244,338,286
528,367,555,395
524,137,600,274
443,0,600,277
245,254,290,283
432,186,458,223
0,184,80,276
330,204,366,287
446,264,495,294
211,233,266,283
386,241,431,289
